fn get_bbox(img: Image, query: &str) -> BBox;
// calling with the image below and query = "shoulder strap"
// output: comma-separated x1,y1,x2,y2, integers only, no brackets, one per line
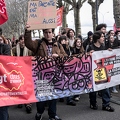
90,44,94,50
73,48,76,54
86,44,94,53
35,39,42,55
57,42,60,49
85,45,89,53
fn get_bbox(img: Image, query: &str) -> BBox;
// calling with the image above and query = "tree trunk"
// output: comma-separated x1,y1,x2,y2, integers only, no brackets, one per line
91,3,96,32
74,7,81,37
113,0,120,28
88,0,104,32
62,8,67,28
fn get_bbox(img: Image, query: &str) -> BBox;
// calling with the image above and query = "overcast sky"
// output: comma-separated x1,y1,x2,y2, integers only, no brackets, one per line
66,0,114,36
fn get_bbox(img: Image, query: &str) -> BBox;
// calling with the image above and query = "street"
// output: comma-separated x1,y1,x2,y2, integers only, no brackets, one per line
9,91,120,120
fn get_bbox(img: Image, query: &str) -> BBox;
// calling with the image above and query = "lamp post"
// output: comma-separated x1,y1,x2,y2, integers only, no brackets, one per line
95,0,98,25
98,11,109,23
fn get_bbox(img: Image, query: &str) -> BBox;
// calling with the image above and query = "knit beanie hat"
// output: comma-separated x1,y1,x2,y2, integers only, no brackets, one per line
87,31,93,36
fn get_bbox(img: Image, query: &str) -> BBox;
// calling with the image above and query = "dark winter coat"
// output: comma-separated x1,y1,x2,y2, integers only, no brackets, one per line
24,30,67,57
0,43,11,55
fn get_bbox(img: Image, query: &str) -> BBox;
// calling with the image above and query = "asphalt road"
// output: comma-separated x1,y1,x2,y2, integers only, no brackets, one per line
8,92,120,120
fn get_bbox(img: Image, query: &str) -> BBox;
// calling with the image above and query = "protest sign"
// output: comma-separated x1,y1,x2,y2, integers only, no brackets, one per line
92,49,120,91
27,0,57,30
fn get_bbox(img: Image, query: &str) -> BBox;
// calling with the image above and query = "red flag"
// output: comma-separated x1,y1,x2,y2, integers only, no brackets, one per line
0,0,8,25
57,7,63,26
113,23,116,32
113,23,120,32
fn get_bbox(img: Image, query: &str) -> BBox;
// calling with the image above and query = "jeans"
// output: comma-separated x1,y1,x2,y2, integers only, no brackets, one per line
89,88,110,107
0,106,9,120
36,99,56,118
66,96,74,103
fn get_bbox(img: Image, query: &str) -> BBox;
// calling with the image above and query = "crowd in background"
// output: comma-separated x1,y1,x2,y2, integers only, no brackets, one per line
0,23,120,120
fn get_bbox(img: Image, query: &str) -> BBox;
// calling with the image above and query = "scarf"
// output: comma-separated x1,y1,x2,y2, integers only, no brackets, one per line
16,43,29,56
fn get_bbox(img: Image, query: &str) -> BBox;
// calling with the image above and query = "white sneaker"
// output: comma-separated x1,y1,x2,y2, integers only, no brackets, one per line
74,96,80,101
112,89,118,93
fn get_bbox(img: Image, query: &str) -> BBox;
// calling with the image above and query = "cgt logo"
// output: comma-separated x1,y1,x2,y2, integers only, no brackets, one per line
0,74,7,84
0,70,24,91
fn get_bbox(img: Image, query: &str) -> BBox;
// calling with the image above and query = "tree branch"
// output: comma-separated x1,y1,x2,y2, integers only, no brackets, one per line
63,0,73,6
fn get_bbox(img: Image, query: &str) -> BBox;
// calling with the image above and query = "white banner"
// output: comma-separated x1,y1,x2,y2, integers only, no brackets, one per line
92,49,120,91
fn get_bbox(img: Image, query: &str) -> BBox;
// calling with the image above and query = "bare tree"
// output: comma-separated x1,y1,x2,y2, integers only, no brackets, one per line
1,0,29,39
63,0,87,37
57,0,71,28
88,0,104,32
113,0,120,29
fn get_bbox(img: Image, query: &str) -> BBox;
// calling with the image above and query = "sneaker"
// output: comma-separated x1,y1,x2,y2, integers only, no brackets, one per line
112,89,118,93
102,105,114,112
25,104,32,113
35,113,42,120
49,115,62,120
67,101,76,106
90,104,98,110
74,97,80,101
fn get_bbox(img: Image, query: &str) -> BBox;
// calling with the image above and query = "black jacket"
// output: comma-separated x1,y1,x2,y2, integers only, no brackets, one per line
105,39,120,49
0,43,11,55
87,44,105,52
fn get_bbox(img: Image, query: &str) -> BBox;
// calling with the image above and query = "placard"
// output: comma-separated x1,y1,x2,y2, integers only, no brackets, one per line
27,0,57,30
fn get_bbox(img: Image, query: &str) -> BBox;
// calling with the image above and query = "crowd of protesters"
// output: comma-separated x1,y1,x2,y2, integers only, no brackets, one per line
0,23,120,120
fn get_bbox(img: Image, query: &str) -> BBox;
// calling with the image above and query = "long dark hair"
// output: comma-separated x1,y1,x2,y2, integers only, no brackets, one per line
67,29,75,38
93,31,104,43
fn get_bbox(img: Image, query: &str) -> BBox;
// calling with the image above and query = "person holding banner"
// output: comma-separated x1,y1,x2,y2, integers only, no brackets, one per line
58,35,77,106
0,28,11,120
105,34,120,93
24,26,67,120
87,31,114,112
